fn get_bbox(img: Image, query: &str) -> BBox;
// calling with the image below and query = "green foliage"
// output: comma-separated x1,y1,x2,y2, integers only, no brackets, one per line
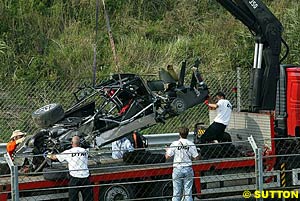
0,0,299,142
281,4,300,65
1,0,299,81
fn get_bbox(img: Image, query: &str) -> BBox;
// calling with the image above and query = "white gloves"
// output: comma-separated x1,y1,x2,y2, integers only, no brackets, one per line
47,153,56,160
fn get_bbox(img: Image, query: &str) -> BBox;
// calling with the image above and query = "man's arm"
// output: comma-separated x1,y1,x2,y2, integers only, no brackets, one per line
47,153,58,160
124,139,134,152
207,103,218,110
191,144,200,160
192,154,200,160
204,99,218,110
165,145,174,159
165,153,171,160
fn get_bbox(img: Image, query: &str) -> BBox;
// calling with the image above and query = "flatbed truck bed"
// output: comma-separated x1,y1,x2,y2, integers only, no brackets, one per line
0,156,260,200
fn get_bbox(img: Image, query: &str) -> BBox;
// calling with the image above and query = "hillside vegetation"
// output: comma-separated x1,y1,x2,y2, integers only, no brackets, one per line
0,0,300,81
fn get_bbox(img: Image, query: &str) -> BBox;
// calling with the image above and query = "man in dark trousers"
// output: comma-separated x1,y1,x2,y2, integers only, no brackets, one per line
48,136,93,201
201,91,232,143
165,127,199,201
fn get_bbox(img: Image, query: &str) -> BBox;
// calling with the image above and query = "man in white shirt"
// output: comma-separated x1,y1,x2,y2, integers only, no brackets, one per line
48,136,93,201
165,127,199,201
112,137,134,159
201,91,232,143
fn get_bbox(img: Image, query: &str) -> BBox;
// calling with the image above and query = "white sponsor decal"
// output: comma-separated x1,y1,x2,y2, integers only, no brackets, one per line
249,0,258,9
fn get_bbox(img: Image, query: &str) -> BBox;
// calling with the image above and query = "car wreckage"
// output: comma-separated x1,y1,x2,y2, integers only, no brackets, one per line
15,60,208,171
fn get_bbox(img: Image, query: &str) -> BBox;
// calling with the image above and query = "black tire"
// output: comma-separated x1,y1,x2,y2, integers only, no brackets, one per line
43,167,69,181
99,184,135,201
158,181,173,201
32,103,65,128
0,164,10,175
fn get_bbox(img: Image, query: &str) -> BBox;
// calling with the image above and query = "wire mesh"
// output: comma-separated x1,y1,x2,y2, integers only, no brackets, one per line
262,137,300,190
2,99,300,200
0,136,262,200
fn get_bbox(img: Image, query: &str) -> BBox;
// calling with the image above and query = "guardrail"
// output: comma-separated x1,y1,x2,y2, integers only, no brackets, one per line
0,143,6,155
145,132,194,146
0,133,193,156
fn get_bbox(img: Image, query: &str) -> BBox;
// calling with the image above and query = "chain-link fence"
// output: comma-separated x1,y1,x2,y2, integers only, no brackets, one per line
0,68,250,142
1,136,259,201
2,112,300,200
261,137,300,197
3,137,300,200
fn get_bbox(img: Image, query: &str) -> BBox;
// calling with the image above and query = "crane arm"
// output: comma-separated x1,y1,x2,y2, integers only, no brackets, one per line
216,0,284,111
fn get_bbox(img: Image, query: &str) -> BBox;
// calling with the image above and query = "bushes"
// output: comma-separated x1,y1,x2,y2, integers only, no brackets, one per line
2,0,299,82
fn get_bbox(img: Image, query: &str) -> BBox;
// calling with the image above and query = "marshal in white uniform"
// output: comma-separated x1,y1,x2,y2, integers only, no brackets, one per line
201,92,232,143
48,136,93,201
56,147,89,178
111,137,134,159
165,127,199,201
166,139,199,167
214,99,232,125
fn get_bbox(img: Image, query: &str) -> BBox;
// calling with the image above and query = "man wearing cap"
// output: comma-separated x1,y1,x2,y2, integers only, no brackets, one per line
6,130,26,158
201,91,232,143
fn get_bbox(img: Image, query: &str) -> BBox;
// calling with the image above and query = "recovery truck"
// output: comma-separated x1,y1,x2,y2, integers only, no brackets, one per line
0,0,299,200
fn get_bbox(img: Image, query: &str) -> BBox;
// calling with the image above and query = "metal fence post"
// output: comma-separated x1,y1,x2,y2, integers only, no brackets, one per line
255,148,263,201
248,135,263,201
4,153,19,201
236,67,241,112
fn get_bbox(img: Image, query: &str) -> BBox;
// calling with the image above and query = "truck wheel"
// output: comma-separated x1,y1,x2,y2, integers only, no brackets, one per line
99,184,135,201
159,181,172,200
32,103,64,128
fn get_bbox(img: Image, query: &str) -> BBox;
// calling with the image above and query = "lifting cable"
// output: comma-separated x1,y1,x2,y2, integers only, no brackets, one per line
93,0,100,87
102,0,122,85
94,0,122,86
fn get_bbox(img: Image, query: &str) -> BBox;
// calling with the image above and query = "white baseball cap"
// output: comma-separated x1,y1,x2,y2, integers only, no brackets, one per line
10,130,26,140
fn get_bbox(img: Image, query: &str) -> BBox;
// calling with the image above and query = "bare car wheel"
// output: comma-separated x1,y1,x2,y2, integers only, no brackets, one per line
170,98,186,115
32,103,64,128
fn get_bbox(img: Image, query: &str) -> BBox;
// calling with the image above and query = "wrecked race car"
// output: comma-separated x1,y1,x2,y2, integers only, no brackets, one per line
15,60,208,171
